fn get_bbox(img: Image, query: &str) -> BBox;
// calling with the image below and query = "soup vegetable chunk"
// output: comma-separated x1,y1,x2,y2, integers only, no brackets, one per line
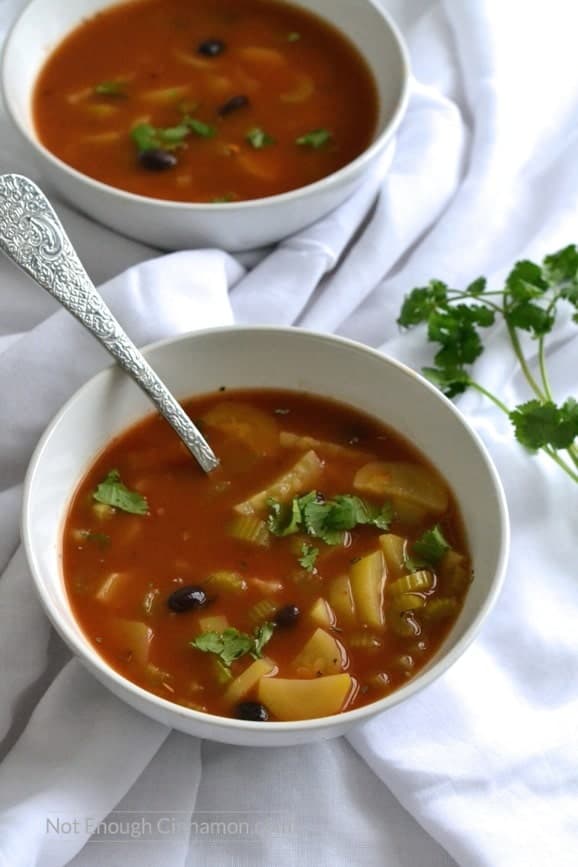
33,0,378,203
63,390,472,722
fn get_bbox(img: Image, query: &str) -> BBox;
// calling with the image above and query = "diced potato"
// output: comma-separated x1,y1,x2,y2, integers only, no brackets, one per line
92,502,115,520
139,85,190,104
258,674,354,720
85,104,120,119
279,431,371,462
308,598,335,629
205,74,233,96
66,86,92,104
237,151,281,182
293,628,345,676
390,496,428,526
235,450,323,515
240,46,287,68
379,534,407,578
143,663,172,687
110,619,153,665
95,571,132,604
224,657,277,704
280,73,314,103
349,551,386,629
354,462,449,515
328,575,356,627
81,131,122,145
199,615,229,633
349,631,383,651
203,401,280,457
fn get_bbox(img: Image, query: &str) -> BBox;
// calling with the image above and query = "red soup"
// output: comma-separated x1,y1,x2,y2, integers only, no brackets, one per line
63,390,472,722
33,0,379,203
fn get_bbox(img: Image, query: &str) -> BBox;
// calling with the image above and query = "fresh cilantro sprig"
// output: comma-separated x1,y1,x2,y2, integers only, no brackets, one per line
93,470,148,515
267,492,393,545
131,116,215,153
189,623,275,667
298,542,319,572
398,246,578,485
410,525,450,569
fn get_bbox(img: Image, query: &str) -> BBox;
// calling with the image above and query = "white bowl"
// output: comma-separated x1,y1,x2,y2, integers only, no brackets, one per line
2,0,409,252
23,327,509,747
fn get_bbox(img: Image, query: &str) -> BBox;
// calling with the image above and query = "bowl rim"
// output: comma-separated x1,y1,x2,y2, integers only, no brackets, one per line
1,0,411,211
22,325,510,735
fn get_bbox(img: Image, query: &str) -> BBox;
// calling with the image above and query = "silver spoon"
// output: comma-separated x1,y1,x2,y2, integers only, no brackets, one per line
0,174,219,473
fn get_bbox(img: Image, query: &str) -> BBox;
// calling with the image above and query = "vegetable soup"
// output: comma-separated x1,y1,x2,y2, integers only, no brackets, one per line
63,390,473,723
33,0,379,203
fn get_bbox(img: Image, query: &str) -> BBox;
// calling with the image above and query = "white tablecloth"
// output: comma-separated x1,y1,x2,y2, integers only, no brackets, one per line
1,1,578,866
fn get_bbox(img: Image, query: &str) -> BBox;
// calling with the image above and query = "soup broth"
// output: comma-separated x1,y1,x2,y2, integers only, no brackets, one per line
63,390,472,723
34,0,378,203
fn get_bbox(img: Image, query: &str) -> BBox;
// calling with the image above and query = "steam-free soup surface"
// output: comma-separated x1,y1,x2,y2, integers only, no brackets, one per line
34,0,378,202
63,390,472,722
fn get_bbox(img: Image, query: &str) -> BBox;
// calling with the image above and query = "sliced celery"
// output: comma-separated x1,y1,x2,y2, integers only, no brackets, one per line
387,570,434,597
349,631,383,651
229,514,270,547
248,599,277,626
422,597,459,621
206,570,247,593
199,614,229,633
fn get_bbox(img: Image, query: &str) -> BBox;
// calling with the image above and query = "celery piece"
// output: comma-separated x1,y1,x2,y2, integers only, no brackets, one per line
229,514,270,547
421,597,459,621
206,570,248,592
387,570,434,597
248,599,277,626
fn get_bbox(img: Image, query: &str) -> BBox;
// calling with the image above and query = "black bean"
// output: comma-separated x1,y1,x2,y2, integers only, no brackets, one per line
167,585,209,613
218,94,250,116
138,148,177,171
274,604,300,627
235,701,269,722
198,38,226,57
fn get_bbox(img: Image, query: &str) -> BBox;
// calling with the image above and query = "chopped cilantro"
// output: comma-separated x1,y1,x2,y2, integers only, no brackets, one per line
94,80,126,97
92,470,148,515
246,127,275,149
78,530,110,548
412,525,451,566
185,117,216,138
189,623,275,667
298,542,319,572
296,129,332,149
267,492,393,546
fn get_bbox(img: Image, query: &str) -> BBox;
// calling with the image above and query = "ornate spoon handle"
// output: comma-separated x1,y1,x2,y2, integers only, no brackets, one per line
0,174,219,473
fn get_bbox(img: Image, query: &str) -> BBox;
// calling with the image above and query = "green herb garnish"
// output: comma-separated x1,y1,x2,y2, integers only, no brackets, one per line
246,127,275,149
78,530,110,548
397,245,578,485
189,623,275,667
93,470,148,515
287,31,301,42
412,525,450,566
298,542,319,572
267,492,393,546
94,80,126,97
296,128,332,149
185,117,216,138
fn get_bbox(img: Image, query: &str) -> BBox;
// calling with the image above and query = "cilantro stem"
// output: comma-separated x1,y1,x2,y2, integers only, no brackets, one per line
469,381,511,415
447,291,504,314
506,323,546,401
543,445,578,484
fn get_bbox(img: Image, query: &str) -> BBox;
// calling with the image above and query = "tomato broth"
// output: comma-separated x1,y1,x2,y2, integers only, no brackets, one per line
63,389,472,723
34,0,379,203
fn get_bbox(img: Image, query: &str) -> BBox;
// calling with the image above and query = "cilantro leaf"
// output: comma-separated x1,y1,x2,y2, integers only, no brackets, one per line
510,399,578,450
412,525,451,565
466,277,487,296
505,301,555,337
94,80,126,97
543,245,578,285
253,622,275,657
505,260,548,301
131,123,158,152
93,470,148,515
296,128,332,149
185,117,216,138
189,624,275,667
267,497,303,536
298,542,319,572
246,127,275,149
422,366,472,398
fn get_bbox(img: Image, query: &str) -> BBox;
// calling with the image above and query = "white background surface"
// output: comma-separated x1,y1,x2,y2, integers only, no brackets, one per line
1,1,577,866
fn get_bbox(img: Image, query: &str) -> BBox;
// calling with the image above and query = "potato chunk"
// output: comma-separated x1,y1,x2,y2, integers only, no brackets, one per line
235,450,323,514
354,461,449,514
224,657,277,705
202,401,280,457
293,628,345,676
328,575,356,627
258,674,354,720
308,598,335,629
109,619,153,665
349,551,386,629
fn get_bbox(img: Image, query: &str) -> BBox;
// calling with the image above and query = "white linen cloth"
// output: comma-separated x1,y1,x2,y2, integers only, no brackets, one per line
1,0,578,865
